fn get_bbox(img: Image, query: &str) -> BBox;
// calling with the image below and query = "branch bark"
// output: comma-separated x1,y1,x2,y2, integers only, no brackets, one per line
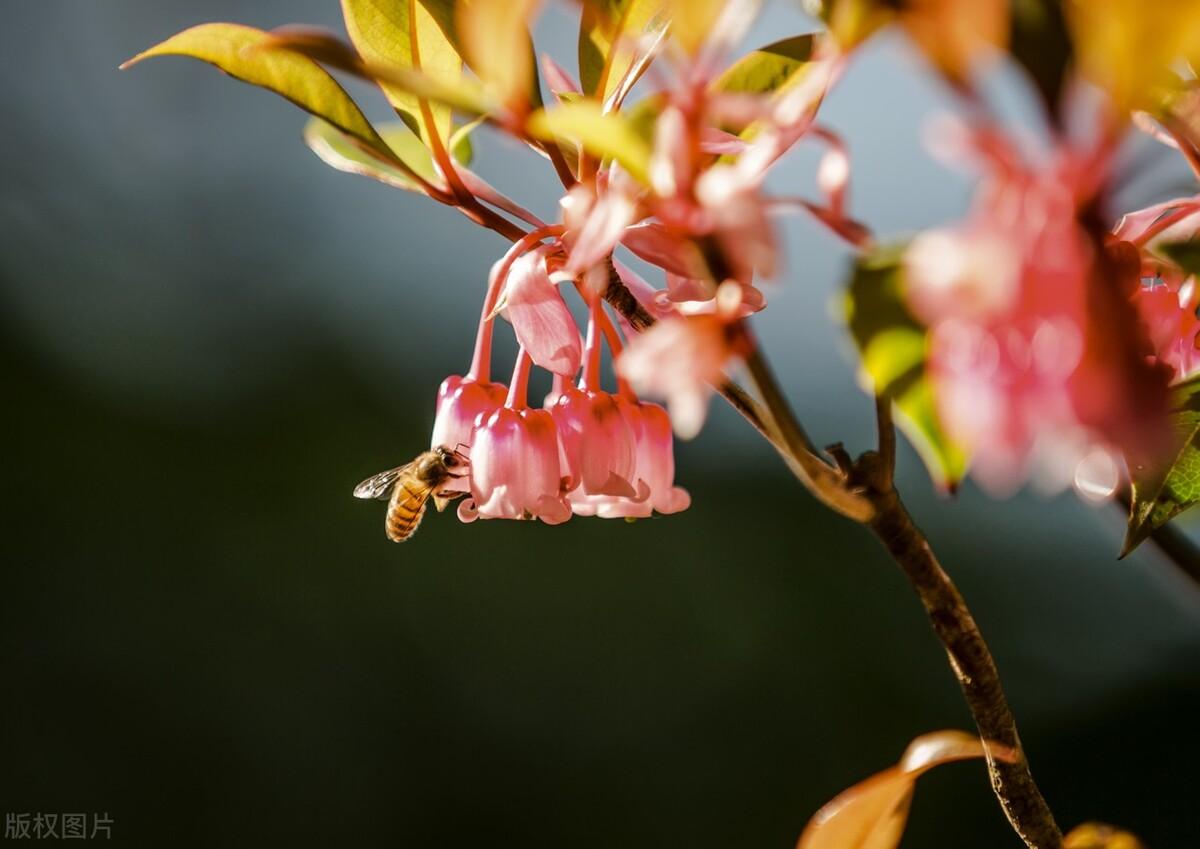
867,487,1063,849
726,327,1063,848
559,243,1064,847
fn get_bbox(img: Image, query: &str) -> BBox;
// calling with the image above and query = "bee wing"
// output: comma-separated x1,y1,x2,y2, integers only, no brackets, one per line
353,465,409,501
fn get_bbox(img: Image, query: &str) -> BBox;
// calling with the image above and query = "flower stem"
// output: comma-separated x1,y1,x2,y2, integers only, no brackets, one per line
505,348,532,410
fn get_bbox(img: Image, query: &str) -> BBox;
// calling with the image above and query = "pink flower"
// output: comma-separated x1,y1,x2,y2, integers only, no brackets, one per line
1114,196,1200,381
459,406,572,525
904,227,1020,325
566,397,690,518
620,221,710,279
549,386,641,497
559,177,639,281
430,374,508,492
617,283,748,439
693,162,779,283
498,246,583,376
905,144,1170,492
1133,279,1200,380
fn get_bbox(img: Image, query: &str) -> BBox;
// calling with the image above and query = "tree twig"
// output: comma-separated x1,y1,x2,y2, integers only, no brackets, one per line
738,344,1063,849
594,250,1062,847
866,483,1063,849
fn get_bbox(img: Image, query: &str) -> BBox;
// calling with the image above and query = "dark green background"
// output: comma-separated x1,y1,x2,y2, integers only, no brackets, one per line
3,2,1198,847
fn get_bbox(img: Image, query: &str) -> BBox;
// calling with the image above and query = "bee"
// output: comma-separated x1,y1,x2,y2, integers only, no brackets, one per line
353,445,470,542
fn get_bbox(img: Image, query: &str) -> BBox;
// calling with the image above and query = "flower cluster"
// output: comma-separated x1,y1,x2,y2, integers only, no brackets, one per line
401,1,860,526
125,0,1200,544
430,234,691,524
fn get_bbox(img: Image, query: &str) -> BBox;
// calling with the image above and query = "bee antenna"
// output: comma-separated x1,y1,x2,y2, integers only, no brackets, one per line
453,442,471,459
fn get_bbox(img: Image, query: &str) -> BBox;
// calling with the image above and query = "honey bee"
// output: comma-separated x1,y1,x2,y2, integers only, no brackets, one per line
353,446,470,542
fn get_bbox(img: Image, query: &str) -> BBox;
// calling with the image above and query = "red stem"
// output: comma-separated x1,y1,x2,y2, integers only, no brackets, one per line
505,348,533,410
468,225,566,381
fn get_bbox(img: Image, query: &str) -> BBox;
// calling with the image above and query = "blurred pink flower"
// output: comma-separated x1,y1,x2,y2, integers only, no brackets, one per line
617,283,748,439
905,146,1169,491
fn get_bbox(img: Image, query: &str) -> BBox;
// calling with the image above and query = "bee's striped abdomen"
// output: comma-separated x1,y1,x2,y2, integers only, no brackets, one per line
385,481,431,542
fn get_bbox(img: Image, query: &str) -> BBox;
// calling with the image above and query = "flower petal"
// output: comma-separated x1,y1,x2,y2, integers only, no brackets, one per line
501,248,583,376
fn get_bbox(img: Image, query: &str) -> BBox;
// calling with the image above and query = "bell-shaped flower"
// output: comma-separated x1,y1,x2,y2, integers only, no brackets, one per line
550,386,640,497
498,246,583,376
431,374,508,452
430,374,508,493
565,397,689,519
459,406,572,525
631,400,691,514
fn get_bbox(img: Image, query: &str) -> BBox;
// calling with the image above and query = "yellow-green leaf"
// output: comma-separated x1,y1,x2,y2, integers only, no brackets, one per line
1124,372,1200,555
458,0,539,109
1067,0,1200,113
578,0,668,106
121,23,390,158
798,730,1013,849
663,0,722,55
527,101,651,184
341,0,462,145
712,34,815,96
304,116,475,192
844,245,968,491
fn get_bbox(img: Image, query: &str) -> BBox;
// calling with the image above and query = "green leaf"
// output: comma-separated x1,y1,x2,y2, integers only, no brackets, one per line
448,116,483,166
304,116,475,192
578,0,668,106
844,245,969,491
341,0,463,145
457,0,542,109
1010,0,1073,123
712,35,815,96
1161,238,1200,277
1124,374,1200,555
121,23,391,158
527,101,651,184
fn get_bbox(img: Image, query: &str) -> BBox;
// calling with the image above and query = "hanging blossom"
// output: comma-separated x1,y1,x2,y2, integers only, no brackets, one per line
421,0,863,526
902,132,1172,494
428,224,690,525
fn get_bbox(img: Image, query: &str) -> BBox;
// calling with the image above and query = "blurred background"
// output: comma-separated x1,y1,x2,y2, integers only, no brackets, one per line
2,2,1198,847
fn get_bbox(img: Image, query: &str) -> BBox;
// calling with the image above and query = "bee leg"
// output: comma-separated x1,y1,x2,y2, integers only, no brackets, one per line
432,490,465,512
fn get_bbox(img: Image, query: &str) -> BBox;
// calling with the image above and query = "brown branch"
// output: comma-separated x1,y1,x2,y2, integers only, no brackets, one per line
739,350,1062,849
866,486,1063,849
594,242,1062,847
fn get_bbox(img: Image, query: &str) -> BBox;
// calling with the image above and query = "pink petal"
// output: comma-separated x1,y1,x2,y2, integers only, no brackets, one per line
699,126,749,155
617,316,730,439
550,388,638,497
501,249,583,376
621,222,707,278
563,192,637,277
